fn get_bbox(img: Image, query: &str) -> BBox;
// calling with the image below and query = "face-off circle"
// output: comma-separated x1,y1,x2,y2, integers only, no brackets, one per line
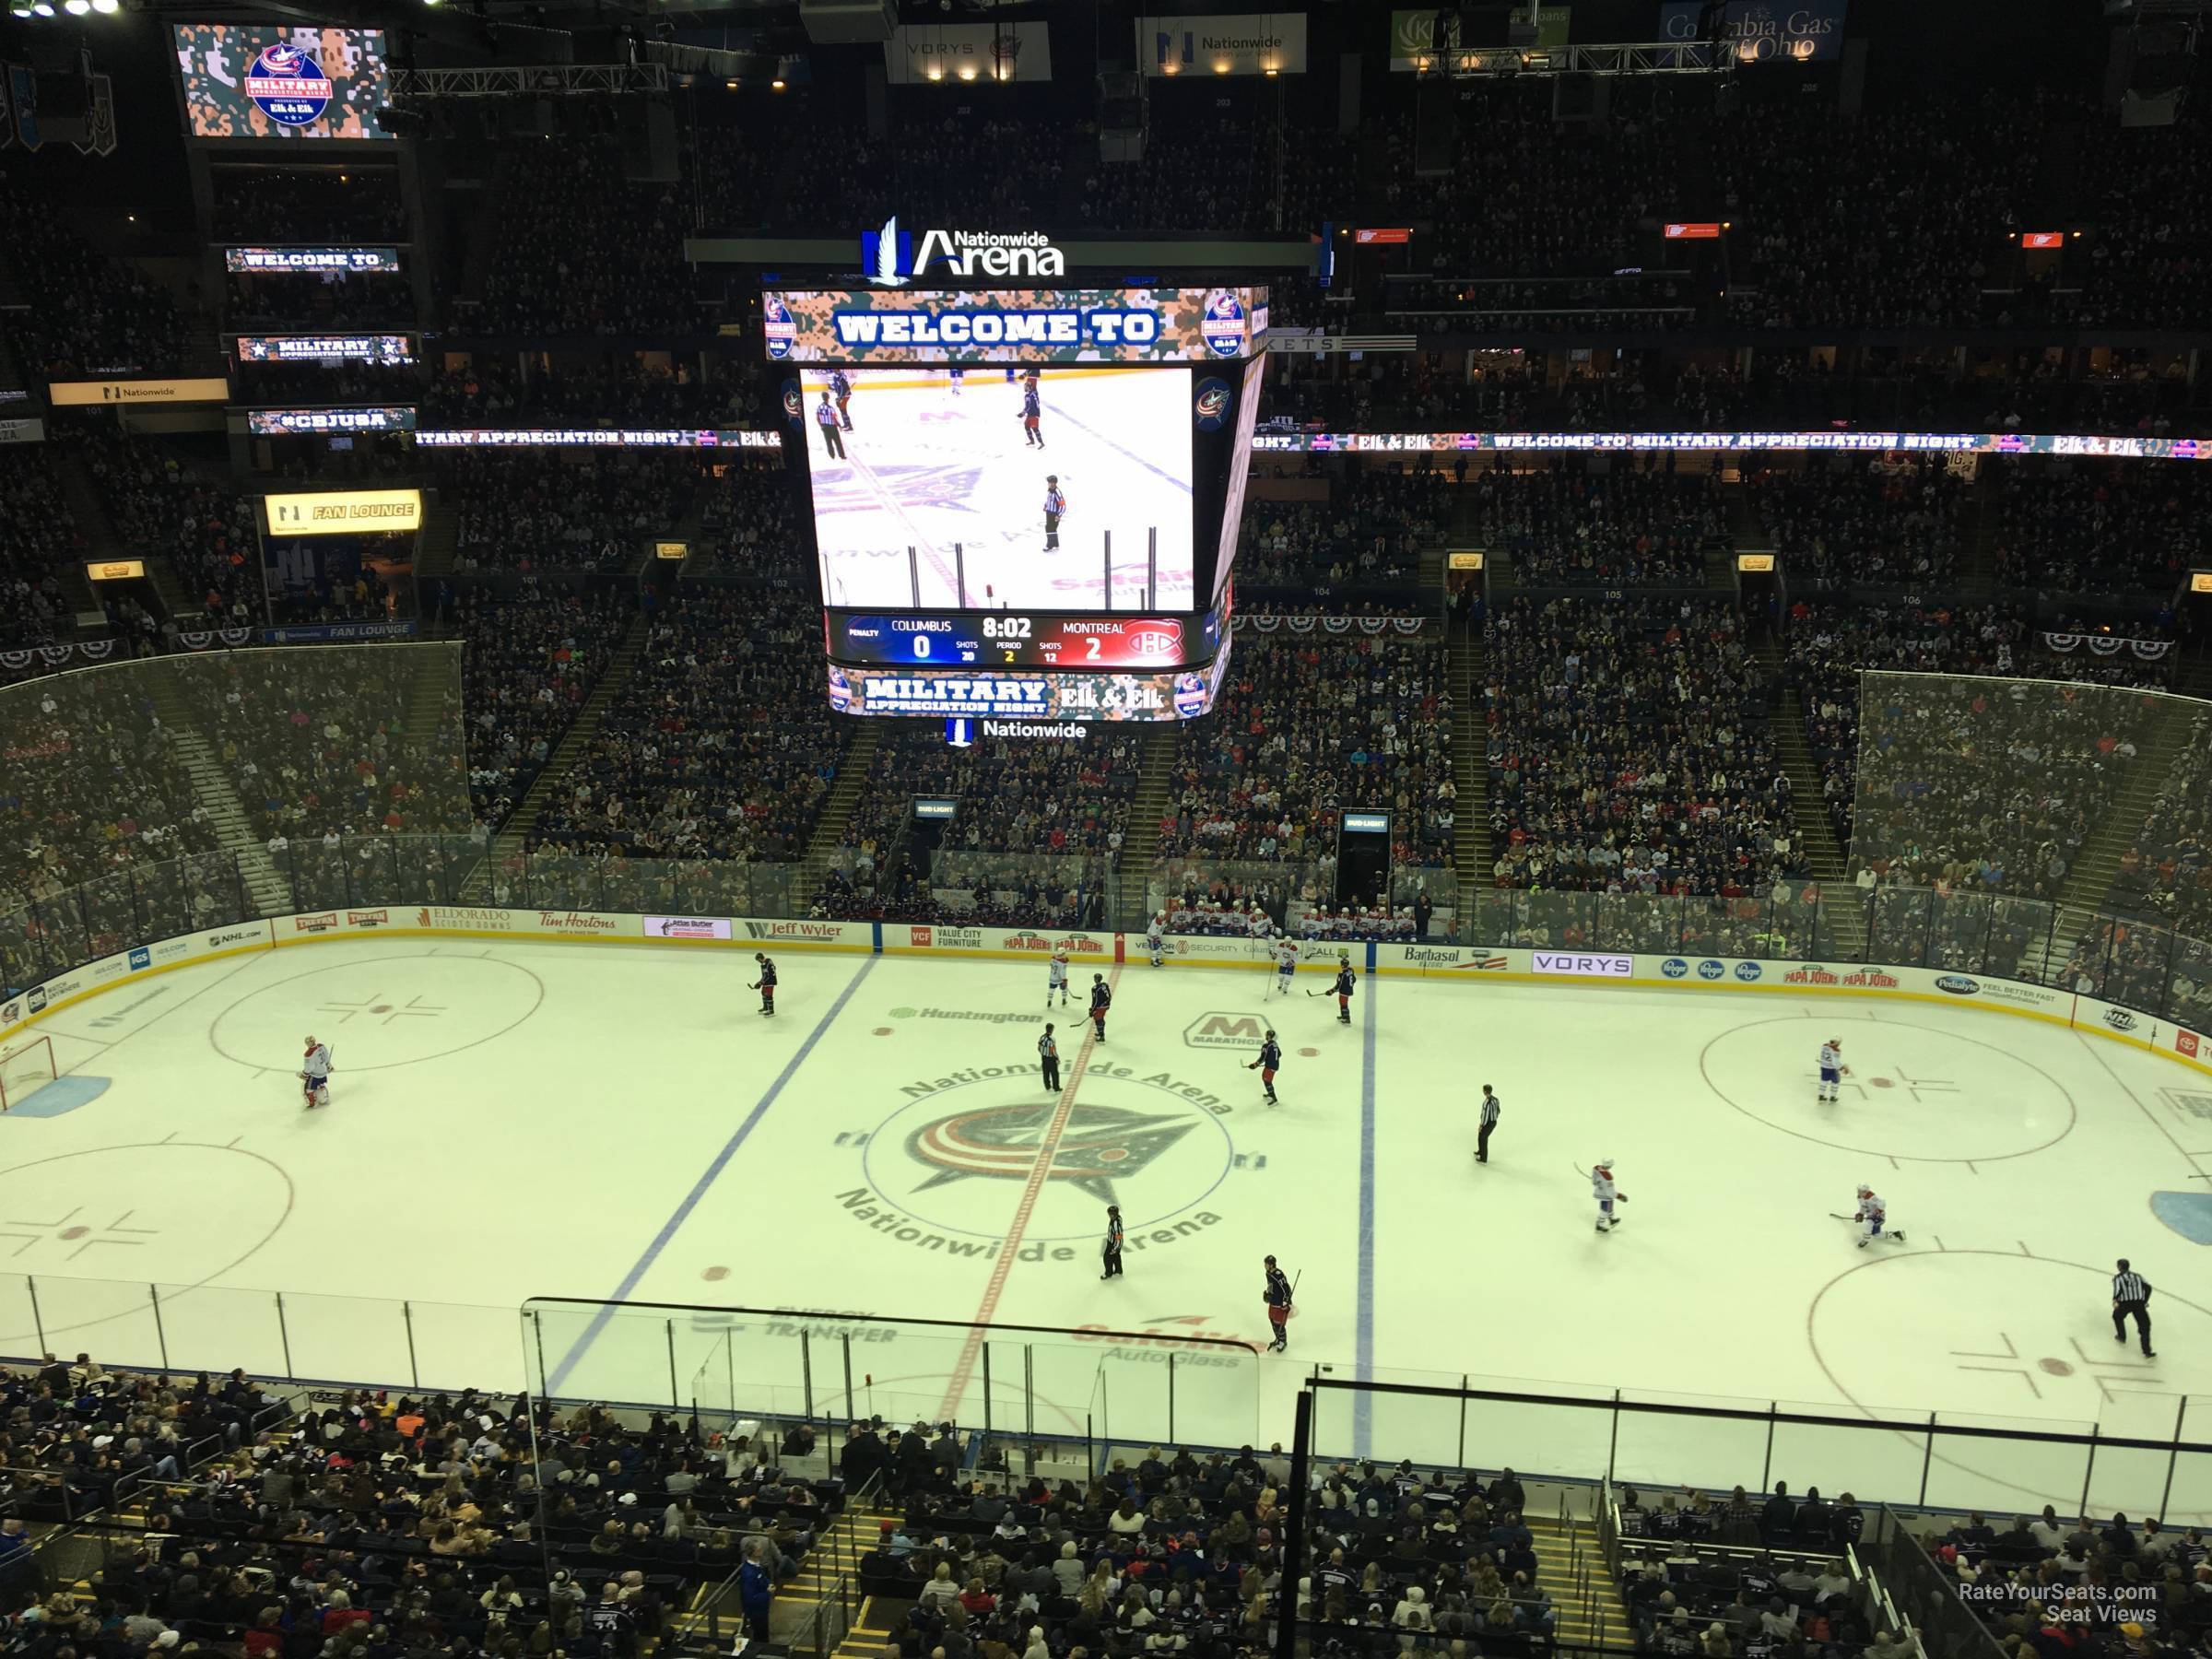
0,1143,294,1347
1808,1249,2212,1522
1700,1015,2076,1161
210,952,545,1072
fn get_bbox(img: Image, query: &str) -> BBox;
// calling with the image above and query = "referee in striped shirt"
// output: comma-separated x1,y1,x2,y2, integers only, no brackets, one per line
2112,1260,2155,1359
1476,1084,1500,1164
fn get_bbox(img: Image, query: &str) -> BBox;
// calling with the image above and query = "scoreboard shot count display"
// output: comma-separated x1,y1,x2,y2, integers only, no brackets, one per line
770,285,1266,724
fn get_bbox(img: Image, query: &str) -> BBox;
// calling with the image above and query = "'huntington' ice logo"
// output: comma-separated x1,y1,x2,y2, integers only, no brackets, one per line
864,215,1066,287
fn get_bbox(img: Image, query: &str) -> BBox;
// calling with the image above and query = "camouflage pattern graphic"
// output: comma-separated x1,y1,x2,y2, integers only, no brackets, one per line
765,287,1269,365
174,26,394,142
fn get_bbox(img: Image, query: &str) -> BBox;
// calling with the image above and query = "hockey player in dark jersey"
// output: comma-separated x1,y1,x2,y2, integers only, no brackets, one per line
1088,972,1112,1041
1331,962,1355,1025
1247,1030,1282,1105
750,952,778,1016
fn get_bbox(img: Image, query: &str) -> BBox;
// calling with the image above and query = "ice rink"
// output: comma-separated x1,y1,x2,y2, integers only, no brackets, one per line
6,938,2211,1518
802,367,1196,611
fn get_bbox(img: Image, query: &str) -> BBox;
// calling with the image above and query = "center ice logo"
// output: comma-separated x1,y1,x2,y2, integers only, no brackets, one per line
907,1101,1199,1205
244,42,335,127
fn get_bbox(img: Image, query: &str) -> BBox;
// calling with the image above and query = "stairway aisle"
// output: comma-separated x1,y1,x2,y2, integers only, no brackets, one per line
1754,639,1865,960
146,677,292,915
463,613,652,898
2042,693,2204,972
1529,1510,1633,1652
793,723,878,916
1451,618,1490,924
1116,726,1181,929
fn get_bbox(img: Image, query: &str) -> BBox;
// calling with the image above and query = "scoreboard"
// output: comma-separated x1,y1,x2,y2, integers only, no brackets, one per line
827,607,1221,670
771,283,1265,724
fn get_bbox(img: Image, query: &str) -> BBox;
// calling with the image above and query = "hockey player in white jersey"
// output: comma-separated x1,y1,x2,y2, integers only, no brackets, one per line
1818,1037,1849,1103
1852,1182,1904,1248
1047,946,1071,1007
1589,1159,1627,1232
300,1035,333,1109
1146,916,1165,969
1271,939,1300,996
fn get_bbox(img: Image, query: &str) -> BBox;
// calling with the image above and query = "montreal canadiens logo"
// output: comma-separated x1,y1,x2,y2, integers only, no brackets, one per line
245,42,335,127
763,295,796,360
1122,619,1183,662
1200,290,1245,357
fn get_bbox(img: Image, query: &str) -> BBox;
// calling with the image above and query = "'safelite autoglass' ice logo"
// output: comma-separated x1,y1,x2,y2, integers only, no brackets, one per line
863,216,1066,288
245,42,335,126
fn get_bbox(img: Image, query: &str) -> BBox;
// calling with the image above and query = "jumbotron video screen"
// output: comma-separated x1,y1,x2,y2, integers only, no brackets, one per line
801,363,1195,611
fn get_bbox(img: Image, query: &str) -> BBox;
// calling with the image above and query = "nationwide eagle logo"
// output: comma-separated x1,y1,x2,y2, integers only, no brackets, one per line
863,215,914,288
906,1101,1198,1204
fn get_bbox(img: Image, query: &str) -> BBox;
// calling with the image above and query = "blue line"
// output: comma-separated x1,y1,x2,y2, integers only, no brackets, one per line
546,955,878,1394
1354,959,1377,1460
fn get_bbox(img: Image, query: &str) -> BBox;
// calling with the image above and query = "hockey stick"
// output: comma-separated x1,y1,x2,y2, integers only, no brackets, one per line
1827,1212,1858,1221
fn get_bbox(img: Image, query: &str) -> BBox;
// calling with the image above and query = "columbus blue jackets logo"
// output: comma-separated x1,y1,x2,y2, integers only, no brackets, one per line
763,294,796,359
863,216,915,288
1200,291,1246,358
1173,671,1210,719
906,1101,1197,1204
780,379,803,424
1193,377,1233,432
244,42,335,127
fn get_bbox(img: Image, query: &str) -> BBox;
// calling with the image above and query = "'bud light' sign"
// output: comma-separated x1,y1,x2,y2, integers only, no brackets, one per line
245,41,335,126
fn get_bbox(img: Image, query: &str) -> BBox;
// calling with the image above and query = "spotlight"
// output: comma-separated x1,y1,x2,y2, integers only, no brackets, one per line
957,63,975,79
925,64,943,80
770,76,785,89
64,0,89,15
7,4,33,17
31,4,55,17
724,77,738,88
91,0,117,11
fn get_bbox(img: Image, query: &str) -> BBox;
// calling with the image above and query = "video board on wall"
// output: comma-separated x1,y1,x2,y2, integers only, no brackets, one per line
174,27,395,141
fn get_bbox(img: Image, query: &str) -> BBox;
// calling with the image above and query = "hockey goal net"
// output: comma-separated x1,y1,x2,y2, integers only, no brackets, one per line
0,1034,56,1111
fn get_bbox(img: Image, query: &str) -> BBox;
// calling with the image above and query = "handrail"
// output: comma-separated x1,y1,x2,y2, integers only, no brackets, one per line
1302,1375,2212,1456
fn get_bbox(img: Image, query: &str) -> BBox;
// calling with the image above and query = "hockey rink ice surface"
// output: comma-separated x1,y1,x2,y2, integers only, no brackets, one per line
7,939,2212,1520
802,367,1196,611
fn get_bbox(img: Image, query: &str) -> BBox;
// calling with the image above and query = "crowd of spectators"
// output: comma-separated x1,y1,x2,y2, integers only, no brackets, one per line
1235,490,1420,605
439,451,700,574
5,1372,832,1659
476,135,703,336
1467,462,1723,588
209,166,407,243
1936,1505,2212,1659
454,582,634,829
1993,460,2212,594
68,418,264,624
419,359,756,431
764,112,1071,236
1385,83,1675,278
1849,673,2164,899
818,726,1135,930
693,461,805,577
1484,596,1799,896
1078,113,1264,234
0,173,188,378
1747,456,1966,587
1157,639,1454,888
225,271,412,332
232,360,421,407
527,584,840,865
2105,713,2212,950
0,444,88,648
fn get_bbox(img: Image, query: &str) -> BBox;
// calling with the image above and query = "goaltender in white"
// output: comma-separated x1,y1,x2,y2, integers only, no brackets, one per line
300,1035,334,1110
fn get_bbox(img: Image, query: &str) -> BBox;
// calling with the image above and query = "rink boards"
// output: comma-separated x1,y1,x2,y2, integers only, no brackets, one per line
5,906,2207,1082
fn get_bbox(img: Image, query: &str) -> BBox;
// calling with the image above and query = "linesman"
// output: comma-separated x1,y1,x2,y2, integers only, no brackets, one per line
2112,1259,2156,1359
1038,1023,1062,1093
1100,1205,1124,1280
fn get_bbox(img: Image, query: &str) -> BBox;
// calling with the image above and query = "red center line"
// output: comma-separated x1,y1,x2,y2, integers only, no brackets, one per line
935,964,1123,1422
